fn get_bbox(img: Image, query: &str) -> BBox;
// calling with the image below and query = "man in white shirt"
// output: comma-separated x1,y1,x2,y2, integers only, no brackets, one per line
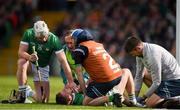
124,37,180,108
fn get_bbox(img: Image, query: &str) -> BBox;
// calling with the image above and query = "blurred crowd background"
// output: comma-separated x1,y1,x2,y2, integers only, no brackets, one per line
0,0,176,76
0,0,33,48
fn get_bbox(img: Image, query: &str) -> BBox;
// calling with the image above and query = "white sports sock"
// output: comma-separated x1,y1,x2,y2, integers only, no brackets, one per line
129,94,137,104
19,85,35,97
18,85,27,91
26,85,35,97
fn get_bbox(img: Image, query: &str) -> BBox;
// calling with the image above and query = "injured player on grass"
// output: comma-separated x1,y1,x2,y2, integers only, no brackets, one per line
56,84,145,107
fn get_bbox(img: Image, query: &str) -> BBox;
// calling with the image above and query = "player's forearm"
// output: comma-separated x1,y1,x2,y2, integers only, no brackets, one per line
62,67,74,83
58,51,74,83
60,69,68,85
18,51,31,60
61,60,74,83
144,70,161,97
76,66,86,94
78,79,86,94
77,72,86,94
134,75,143,96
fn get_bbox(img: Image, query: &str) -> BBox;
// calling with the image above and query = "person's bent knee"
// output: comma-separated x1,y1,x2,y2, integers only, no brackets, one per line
122,68,131,73
146,94,163,108
17,58,28,67
122,68,131,76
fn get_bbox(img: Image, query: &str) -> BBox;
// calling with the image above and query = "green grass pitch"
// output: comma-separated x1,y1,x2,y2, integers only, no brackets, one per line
0,75,150,110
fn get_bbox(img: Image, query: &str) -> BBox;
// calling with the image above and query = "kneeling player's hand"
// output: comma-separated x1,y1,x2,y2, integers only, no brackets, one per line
29,53,39,62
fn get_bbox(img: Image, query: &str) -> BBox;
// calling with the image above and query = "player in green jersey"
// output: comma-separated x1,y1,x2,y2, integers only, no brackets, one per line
16,20,77,103
56,84,84,105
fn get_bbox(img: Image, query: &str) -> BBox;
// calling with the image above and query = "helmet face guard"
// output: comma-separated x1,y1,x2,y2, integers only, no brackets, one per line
33,21,49,37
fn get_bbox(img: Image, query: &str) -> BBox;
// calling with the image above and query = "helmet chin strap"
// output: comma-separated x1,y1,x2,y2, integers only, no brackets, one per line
73,38,78,46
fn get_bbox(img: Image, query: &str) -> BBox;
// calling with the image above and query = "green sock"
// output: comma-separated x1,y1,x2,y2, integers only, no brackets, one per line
108,95,114,102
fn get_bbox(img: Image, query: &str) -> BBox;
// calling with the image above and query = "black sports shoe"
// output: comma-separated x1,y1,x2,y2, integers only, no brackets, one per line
112,93,122,107
15,91,26,103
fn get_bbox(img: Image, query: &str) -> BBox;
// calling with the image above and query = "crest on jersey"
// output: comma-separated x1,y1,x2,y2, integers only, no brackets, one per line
45,48,50,51
37,44,43,51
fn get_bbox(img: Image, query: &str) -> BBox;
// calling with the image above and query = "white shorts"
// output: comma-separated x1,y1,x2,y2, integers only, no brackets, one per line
31,63,50,82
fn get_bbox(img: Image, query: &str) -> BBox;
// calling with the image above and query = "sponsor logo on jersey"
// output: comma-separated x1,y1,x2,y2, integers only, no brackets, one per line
45,48,49,51
38,44,43,51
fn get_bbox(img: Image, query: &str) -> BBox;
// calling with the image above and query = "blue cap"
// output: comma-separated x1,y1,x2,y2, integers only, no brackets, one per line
71,29,84,39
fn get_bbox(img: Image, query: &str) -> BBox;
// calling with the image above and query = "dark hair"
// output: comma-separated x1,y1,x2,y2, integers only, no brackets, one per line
64,30,73,37
124,37,142,53
55,92,68,104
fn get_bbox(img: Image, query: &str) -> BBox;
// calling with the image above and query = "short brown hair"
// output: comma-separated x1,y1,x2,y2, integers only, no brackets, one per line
64,30,73,37
55,92,68,104
124,37,142,53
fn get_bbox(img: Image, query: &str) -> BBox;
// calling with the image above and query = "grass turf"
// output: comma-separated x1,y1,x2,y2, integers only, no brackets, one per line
0,75,150,109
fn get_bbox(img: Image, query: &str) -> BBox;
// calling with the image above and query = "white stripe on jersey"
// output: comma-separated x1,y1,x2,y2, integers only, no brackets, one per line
55,49,64,54
74,48,85,55
20,41,29,45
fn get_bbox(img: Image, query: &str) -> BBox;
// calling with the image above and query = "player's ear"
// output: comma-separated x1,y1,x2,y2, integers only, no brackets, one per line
133,46,140,52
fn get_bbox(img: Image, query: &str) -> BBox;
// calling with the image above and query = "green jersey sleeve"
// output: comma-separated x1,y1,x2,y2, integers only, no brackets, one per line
51,33,62,52
21,28,34,43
